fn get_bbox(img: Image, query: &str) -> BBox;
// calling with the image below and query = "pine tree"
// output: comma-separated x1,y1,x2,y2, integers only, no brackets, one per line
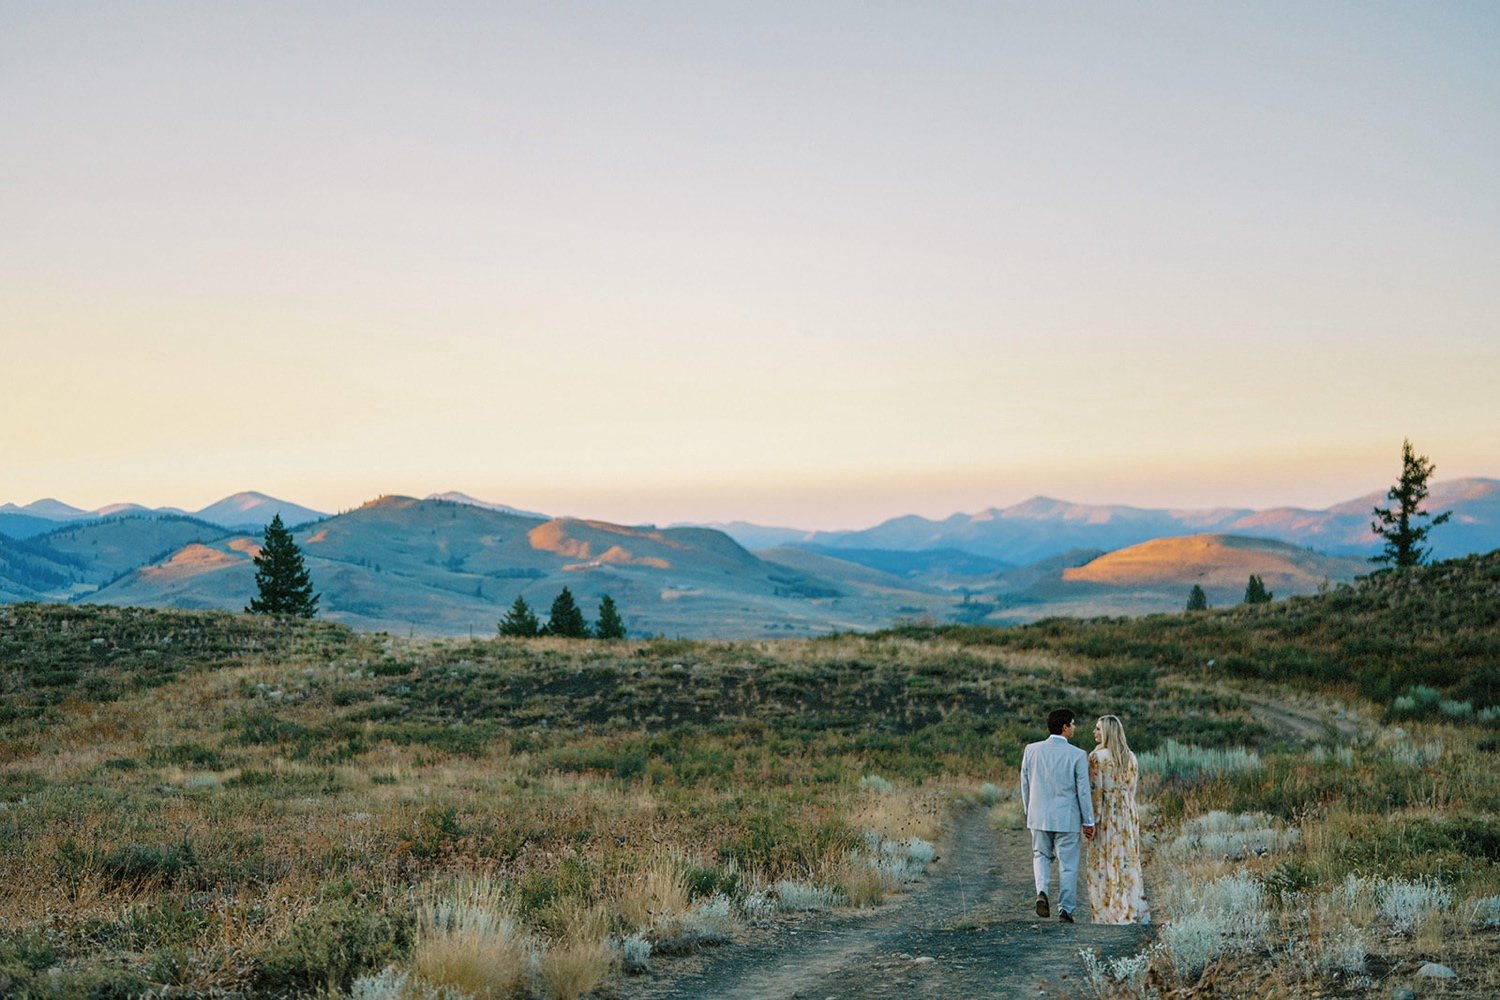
1186,584,1208,612
546,587,590,638
246,514,319,618
1244,575,1272,604
497,595,541,637
1371,438,1451,569
594,594,626,640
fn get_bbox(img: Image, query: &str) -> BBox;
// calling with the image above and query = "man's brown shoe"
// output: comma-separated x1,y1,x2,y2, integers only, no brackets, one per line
1059,911,1074,923
1035,892,1049,918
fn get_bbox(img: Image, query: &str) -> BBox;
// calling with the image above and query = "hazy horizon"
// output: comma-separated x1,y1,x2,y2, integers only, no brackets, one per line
5,470,1495,535
6,4,1497,531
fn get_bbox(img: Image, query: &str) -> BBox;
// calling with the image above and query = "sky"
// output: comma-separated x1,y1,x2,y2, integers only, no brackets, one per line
4,2,1498,530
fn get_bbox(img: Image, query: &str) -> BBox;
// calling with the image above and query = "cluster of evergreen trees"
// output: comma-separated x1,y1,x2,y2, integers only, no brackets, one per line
498,587,626,639
1185,575,1275,611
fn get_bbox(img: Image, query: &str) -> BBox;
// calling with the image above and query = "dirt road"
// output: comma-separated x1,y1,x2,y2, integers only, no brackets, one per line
614,806,1147,999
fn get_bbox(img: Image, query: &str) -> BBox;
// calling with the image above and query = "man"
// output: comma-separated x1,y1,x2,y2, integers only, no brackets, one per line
1020,708,1096,923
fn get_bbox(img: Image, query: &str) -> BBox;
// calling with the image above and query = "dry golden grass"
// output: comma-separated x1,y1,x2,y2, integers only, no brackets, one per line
609,856,692,933
847,784,946,846
413,879,531,1000
538,934,615,1000
536,901,616,1000
830,855,890,908
987,795,1026,832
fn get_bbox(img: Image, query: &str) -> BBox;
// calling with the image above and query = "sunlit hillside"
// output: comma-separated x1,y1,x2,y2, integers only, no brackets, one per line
959,534,1370,624
1060,534,1367,599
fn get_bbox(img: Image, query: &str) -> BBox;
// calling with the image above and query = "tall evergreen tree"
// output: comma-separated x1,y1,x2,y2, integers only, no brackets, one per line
1244,575,1272,604
1185,584,1208,612
594,594,626,640
1371,438,1451,569
497,595,541,637
546,586,590,638
247,514,319,618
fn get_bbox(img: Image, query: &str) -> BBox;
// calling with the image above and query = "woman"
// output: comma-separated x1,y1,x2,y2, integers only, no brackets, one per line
1087,715,1148,924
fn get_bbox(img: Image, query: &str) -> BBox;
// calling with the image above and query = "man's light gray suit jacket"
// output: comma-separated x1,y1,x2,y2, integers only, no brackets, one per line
1020,734,1095,832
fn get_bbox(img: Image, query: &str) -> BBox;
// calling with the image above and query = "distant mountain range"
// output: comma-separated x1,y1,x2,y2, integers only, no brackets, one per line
770,477,1500,565
0,496,947,636
1,479,1495,637
0,491,329,538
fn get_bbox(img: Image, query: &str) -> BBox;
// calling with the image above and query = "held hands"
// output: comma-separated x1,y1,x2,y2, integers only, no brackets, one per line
1083,824,1096,841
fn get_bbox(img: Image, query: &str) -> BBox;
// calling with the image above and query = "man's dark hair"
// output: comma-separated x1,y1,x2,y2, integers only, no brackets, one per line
1047,709,1075,735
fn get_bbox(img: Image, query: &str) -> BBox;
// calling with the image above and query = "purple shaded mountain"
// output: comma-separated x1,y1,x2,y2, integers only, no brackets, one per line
190,492,328,529
0,492,328,537
789,478,1499,565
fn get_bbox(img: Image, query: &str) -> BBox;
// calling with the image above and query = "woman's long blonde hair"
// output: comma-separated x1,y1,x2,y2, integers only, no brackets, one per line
1095,715,1135,769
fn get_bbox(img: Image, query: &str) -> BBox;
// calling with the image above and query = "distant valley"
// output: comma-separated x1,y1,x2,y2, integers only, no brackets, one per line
1,480,1495,637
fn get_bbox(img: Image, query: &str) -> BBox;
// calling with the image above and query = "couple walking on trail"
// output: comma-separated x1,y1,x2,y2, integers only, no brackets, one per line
1020,708,1148,925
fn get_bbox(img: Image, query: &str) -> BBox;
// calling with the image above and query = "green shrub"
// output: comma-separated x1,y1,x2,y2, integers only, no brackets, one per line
148,742,226,769
368,659,414,677
513,853,598,920
250,894,407,995
30,669,78,688
0,931,57,974
398,805,465,861
1260,859,1316,901
8,965,150,999
80,675,119,701
99,840,199,887
235,711,311,746
1087,661,1157,696
146,946,192,988
684,862,741,901
97,900,213,951
52,837,202,892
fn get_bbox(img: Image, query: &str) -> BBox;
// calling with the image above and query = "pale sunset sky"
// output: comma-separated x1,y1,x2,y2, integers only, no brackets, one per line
4,3,1497,529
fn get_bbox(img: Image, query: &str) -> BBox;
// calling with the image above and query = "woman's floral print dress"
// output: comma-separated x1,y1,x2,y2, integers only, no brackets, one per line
1087,747,1148,924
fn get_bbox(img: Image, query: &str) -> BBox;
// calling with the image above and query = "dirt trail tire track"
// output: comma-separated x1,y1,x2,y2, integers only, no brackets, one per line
614,807,1147,999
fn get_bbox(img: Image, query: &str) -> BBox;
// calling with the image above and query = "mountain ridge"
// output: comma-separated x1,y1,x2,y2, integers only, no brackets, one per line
0,491,329,539
7,478,1494,559
64,497,922,638
4,480,1496,638
790,478,1499,564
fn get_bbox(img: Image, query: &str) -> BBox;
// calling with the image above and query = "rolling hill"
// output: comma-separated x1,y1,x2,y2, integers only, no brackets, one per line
0,516,232,601
82,496,955,638
970,534,1370,623
1060,534,1366,599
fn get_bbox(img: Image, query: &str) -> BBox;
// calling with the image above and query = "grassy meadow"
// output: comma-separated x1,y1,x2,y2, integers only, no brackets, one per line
1,552,1497,997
